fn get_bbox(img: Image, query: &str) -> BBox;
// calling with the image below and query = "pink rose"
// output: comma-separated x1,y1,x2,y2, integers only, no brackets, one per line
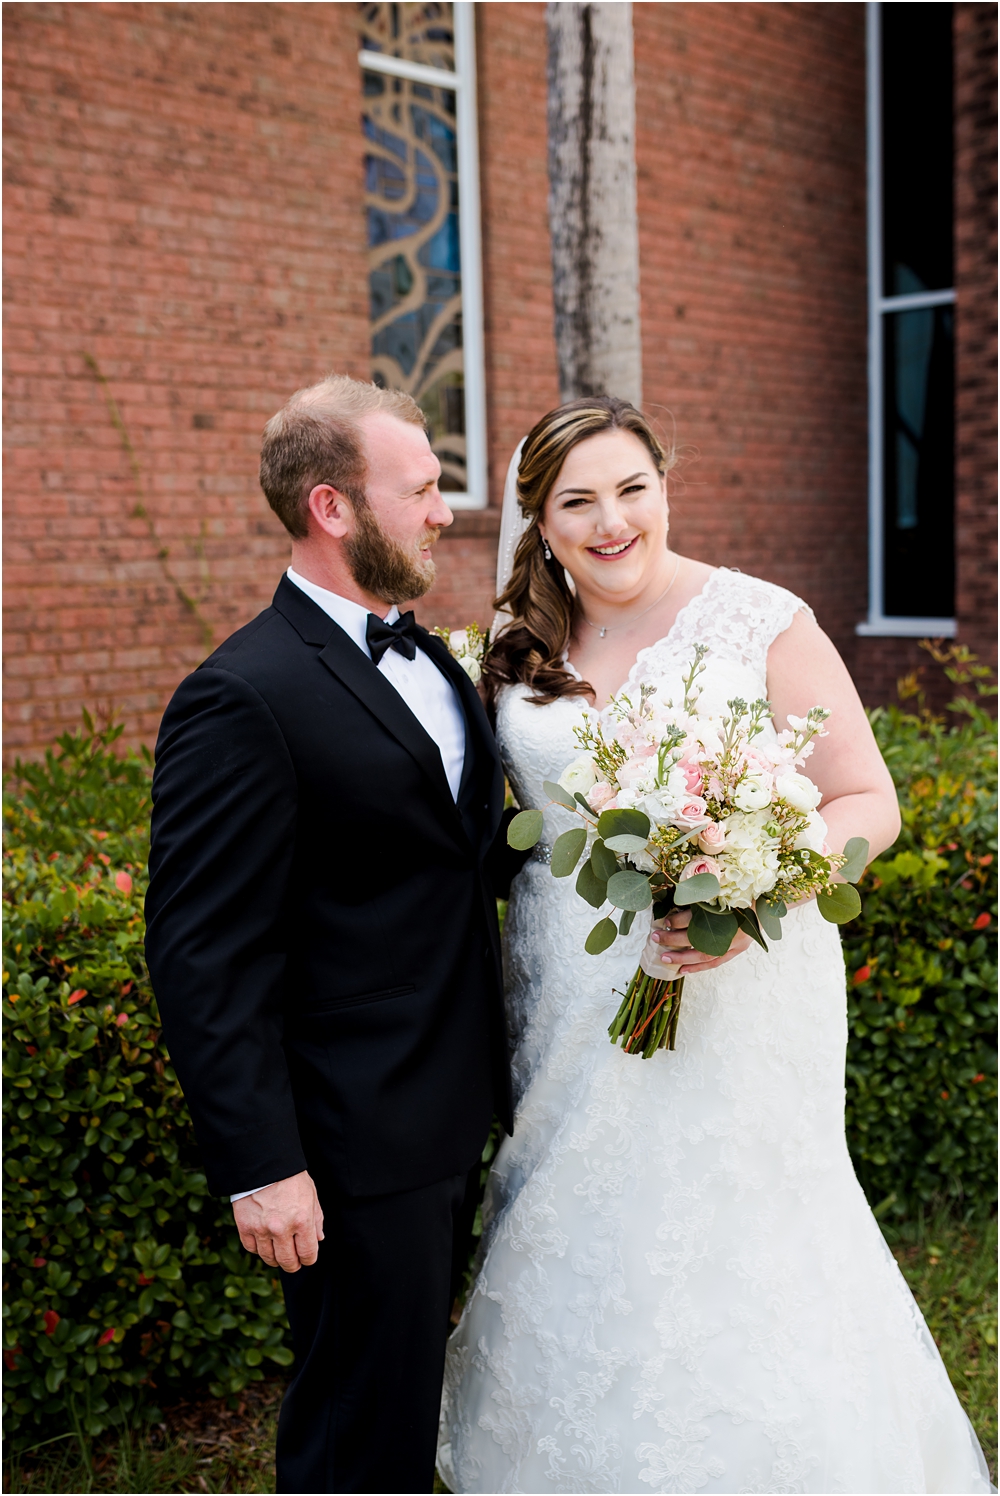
679,855,721,882
671,796,710,829
697,822,727,854
587,782,617,812
632,742,658,757
678,756,704,793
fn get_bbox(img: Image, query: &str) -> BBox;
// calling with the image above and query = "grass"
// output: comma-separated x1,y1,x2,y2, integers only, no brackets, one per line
5,1216,995,1494
888,1211,998,1483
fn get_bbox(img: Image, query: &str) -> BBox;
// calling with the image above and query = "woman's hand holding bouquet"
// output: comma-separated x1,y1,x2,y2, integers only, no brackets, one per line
508,645,869,1058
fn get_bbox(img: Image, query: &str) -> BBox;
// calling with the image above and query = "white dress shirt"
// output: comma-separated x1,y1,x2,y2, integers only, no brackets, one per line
231,567,468,1202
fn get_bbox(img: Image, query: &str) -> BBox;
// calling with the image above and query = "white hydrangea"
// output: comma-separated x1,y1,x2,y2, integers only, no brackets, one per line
717,809,781,906
638,765,689,826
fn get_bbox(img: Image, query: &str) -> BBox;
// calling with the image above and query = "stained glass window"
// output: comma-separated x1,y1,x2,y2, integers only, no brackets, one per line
357,4,485,504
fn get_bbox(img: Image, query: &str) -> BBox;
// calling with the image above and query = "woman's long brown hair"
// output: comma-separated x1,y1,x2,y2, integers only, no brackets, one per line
483,396,673,719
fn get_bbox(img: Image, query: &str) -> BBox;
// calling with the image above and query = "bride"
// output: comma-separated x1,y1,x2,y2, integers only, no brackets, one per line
437,397,992,1495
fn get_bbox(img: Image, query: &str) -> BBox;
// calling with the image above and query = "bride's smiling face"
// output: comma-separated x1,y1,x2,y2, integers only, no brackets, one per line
538,429,669,601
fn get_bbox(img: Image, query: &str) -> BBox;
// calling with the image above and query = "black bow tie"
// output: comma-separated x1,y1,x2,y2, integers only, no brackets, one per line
366,610,419,665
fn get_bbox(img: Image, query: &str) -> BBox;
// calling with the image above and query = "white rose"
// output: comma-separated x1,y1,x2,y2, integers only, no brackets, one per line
794,810,829,855
775,771,822,814
457,653,482,684
732,771,772,812
448,629,468,653
558,755,598,797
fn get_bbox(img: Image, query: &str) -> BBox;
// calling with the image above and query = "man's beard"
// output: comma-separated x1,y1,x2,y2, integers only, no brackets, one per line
344,501,439,605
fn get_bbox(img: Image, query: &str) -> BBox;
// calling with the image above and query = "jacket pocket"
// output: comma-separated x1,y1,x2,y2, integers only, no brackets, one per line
308,983,416,1015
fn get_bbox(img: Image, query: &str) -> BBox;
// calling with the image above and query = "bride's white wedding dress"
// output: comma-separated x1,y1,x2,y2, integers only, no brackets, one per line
439,570,992,1495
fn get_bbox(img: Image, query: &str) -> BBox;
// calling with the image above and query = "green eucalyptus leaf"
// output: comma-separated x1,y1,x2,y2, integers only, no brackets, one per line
603,833,650,854
576,858,608,909
619,909,637,936
585,917,618,955
590,838,619,882
734,906,768,952
551,827,588,878
673,871,722,906
755,897,785,941
507,808,543,850
839,836,870,884
597,807,651,841
687,904,739,956
606,869,653,911
817,882,862,924
543,779,578,811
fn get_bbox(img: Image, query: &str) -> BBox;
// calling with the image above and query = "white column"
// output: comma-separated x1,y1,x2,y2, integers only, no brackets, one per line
546,1,643,406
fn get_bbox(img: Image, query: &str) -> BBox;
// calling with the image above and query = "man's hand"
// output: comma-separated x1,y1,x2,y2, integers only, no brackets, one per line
643,907,753,976
232,1171,324,1273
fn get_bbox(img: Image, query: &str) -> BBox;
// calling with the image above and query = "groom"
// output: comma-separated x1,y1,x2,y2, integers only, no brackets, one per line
145,374,522,1494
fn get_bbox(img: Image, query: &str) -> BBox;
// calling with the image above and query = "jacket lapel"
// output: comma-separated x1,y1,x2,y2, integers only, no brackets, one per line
416,628,506,852
272,578,464,836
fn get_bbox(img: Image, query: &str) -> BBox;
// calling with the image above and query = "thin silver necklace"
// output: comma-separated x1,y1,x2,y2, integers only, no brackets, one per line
579,553,682,638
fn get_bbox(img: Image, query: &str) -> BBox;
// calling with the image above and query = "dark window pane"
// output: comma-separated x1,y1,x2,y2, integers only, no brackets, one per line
882,305,955,617
881,4,953,295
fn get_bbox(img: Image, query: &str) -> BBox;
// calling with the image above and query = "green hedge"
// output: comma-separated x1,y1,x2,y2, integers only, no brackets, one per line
842,665,997,1219
3,666,996,1444
2,720,290,1450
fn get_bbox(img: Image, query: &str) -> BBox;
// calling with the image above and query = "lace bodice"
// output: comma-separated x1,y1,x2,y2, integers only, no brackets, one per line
499,568,810,854
439,569,991,1495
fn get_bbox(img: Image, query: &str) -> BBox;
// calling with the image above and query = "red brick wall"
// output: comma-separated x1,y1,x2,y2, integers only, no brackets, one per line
633,2,871,675
4,3,994,758
415,2,559,639
3,2,369,759
954,2,998,673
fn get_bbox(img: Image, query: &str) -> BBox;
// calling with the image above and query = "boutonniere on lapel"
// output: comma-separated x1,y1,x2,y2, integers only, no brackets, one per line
432,622,490,686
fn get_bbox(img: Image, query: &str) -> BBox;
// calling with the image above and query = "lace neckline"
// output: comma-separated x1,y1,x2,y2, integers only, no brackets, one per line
564,566,727,700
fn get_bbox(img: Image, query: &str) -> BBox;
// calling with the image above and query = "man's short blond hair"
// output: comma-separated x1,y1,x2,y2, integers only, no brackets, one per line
259,374,425,539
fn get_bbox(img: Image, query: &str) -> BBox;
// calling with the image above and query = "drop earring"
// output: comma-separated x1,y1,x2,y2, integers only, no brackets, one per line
543,538,552,562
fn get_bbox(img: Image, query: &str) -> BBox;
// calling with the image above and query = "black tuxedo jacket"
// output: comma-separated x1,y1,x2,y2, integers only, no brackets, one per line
145,577,519,1198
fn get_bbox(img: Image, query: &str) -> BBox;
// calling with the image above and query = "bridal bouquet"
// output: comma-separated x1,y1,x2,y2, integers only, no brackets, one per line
433,621,490,684
507,645,868,1059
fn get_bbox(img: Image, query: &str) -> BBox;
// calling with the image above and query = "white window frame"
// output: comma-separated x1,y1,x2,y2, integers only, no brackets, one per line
359,3,487,510
857,0,956,639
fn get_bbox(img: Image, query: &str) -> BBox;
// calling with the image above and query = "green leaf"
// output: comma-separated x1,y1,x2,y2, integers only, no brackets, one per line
543,779,577,811
817,882,862,924
551,827,587,878
734,906,768,952
839,836,870,883
673,872,722,906
507,808,543,850
585,917,618,954
574,792,597,816
688,904,739,956
619,909,636,936
603,833,649,855
606,869,653,911
597,807,651,841
755,897,785,941
590,839,619,882
575,858,608,909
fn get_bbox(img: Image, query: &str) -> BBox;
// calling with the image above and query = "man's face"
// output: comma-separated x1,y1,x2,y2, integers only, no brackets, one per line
345,413,454,604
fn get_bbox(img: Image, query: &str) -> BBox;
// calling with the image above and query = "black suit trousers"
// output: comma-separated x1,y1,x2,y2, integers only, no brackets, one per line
276,1169,476,1494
